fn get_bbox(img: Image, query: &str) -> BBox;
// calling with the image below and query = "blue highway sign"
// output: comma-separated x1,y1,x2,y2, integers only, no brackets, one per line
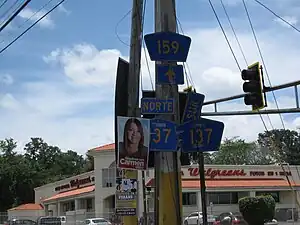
156,64,184,85
150,119,177,151
178,118,224,152
141,98,174,114
182,92,205,123
144,32,191,62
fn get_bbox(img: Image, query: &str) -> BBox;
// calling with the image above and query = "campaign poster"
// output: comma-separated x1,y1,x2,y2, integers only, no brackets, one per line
117,116,150,170
115,178,138,216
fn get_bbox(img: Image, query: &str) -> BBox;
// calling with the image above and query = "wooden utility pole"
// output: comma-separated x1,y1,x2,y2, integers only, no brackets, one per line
123,0,143,225
154,0,183,225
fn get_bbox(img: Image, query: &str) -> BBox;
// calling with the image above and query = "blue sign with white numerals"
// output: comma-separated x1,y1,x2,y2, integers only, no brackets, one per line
182,92,205,123
144,32,191,62
150,119,177,151
177,118,224,152
156,64,184,85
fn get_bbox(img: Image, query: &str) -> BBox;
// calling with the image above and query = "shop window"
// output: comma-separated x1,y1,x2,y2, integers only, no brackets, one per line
238,192,249,200
182,192,197,206
70,201,75,211
102,168,116,187
62,202,69,212
87,198,93,210
208,192,240,204
256,191,280,202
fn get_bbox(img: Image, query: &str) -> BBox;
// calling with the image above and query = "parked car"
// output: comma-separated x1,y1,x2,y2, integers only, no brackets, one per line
5,219,37,225
213,212,278,225
85,218,111,225
37,217,62,225
184,212,216,225
213,212,246,225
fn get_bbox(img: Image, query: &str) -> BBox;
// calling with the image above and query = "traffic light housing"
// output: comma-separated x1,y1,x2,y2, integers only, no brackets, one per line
241,62,265,111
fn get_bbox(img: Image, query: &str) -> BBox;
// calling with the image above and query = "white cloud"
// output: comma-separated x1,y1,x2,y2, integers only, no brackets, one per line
18,8,54,29
0,74,13,85
274,16,298,28
58,4,71,15
0,94,20,110
43,44,122,86
2,22,300,154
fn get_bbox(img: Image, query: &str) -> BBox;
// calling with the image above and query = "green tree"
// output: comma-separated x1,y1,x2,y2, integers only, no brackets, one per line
239,195,275,225
84,154,94,171
212,137,272,165
258,129,300,164
0,137,91,211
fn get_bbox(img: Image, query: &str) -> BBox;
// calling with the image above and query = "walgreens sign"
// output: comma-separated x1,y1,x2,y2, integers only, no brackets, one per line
182,168,246,179
181,167,292,179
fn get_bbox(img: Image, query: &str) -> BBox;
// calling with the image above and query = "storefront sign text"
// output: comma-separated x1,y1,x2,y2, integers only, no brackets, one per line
185,168,247,178
55,176,95,191
181,167,292,178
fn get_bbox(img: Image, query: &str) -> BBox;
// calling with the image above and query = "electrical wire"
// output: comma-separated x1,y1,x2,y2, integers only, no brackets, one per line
0,0,67,55
208,0,275,140
208,0,242,72
219,0,275,130
0,0,20,26
0,0,56,45
140,0,154,91
242,0,299,206
242,0,285,129
175,18,196,89
114,9,132,47
219,0,248,67
0,0,32,34
253,0,300,34
0,0,8,11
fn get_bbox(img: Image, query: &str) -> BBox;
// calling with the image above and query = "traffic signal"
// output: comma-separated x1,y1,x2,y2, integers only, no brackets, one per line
241,62,265,111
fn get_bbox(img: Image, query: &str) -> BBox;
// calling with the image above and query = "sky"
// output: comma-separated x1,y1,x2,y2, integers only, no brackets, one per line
0,0,300,154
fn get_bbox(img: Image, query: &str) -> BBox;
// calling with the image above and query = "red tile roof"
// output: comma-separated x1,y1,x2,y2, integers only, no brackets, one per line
89,143,115,152
146,179,300,189
43,185,95,202
8,203,44,211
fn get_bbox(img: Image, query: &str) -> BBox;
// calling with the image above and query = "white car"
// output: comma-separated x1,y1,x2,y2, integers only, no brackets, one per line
85,218,111,225
184,212,216,225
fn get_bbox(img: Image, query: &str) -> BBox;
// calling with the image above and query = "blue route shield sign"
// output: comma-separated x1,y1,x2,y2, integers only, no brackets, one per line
177,118,224,152
182,92,205,123
141,98,174,114
150,119,177,151
144,32,191,62
156,64,184,85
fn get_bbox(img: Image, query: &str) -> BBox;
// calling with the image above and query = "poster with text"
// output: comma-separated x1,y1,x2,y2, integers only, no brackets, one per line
117,116,150,170
115,178,138,216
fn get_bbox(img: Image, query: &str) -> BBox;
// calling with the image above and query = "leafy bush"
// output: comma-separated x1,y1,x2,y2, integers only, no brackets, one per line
239,195,275,225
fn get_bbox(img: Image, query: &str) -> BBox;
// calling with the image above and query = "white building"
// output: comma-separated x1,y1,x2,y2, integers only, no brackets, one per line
8,143,300,221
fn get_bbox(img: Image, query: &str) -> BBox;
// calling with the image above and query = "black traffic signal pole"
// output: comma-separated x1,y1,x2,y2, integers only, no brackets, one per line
198,152,208,225
259,65,268,108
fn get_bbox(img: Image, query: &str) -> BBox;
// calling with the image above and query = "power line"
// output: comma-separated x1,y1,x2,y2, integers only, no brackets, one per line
114,9,132,47
0,0,32,33
0,0,67,55
0,0,8,10
0,0,57,45
242,0,285,130
0,0,19,24
207,0,242,72
253,0,300,34
219,0,248,67
243,0,299,205
208,0,273,134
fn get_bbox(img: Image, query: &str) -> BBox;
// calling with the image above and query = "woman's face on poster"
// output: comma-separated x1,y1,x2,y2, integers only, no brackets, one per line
127,122,141,145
